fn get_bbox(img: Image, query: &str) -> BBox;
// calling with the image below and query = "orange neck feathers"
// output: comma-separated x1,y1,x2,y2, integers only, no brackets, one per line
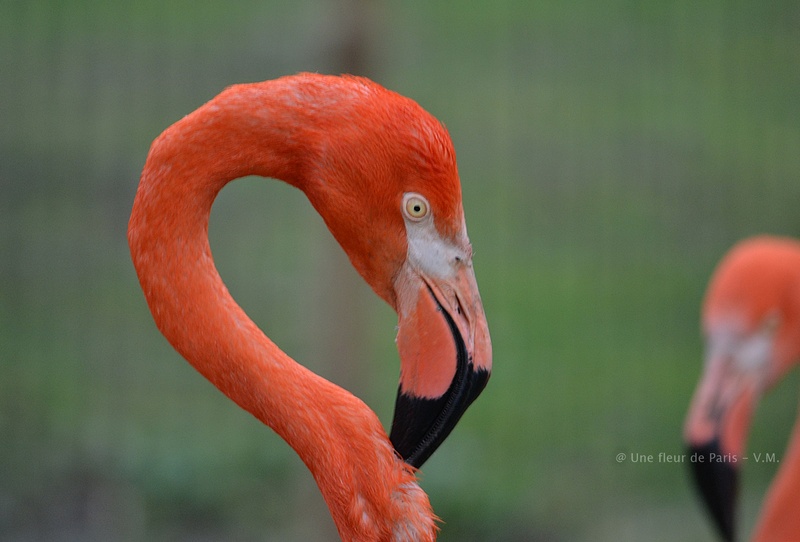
751,413,800,541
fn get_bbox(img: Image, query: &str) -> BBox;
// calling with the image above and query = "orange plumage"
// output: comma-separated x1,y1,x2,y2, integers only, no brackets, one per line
128,73,491,541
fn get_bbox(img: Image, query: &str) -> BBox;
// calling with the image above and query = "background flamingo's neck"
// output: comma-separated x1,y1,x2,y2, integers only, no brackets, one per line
752,414,800,541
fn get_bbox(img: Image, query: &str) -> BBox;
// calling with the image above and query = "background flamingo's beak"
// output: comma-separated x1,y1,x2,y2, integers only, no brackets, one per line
684,348,760,542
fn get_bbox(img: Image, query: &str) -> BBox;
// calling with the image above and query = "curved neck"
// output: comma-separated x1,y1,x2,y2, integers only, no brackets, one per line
128,81,434,540
129,84,323,432
752,407,800,542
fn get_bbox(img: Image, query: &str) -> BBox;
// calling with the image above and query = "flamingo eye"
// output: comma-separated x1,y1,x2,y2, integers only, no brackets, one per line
403,193,430,221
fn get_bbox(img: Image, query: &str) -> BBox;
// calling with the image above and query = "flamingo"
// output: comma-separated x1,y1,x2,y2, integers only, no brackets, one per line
684,236,800,541
127,73,492,541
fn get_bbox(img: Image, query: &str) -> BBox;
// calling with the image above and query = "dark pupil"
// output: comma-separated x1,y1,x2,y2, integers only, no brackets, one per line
413,205,421,213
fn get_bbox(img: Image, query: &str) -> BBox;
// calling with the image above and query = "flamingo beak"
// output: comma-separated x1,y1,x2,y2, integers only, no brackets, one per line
684,349,761,542
686,439,738,542
389,261,492,468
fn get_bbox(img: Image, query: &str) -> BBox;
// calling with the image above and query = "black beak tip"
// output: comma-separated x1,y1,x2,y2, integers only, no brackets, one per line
390,367,489,469
687,441,738,542
389,391,441,468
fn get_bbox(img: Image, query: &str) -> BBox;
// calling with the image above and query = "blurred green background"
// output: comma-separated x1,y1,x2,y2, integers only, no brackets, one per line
2,1,799,540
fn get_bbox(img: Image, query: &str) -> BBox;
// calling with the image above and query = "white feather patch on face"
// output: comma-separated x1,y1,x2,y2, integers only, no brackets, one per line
401,193,469,280
706,313,779,375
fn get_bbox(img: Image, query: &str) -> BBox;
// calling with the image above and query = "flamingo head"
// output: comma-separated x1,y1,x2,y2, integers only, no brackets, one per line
683,237,800,541
298,76,492,468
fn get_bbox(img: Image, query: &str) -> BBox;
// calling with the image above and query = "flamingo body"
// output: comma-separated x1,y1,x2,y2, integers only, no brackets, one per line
684,236,800,541
128,74,492,541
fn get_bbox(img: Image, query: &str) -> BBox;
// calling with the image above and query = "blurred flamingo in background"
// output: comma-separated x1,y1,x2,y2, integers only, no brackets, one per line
684,236,800,542
128,73,492,541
